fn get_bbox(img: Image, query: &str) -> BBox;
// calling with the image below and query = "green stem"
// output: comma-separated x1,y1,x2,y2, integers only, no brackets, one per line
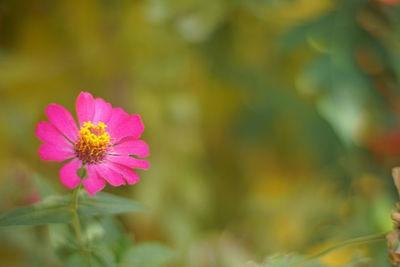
71,183,85,252
288,232,388,267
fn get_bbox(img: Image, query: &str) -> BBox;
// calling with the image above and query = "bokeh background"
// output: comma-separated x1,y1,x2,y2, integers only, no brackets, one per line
1,0,400,266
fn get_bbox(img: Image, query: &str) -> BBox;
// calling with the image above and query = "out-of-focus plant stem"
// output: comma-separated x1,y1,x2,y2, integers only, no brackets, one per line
70,177,93,266
71,183,84,251
289,232,388,267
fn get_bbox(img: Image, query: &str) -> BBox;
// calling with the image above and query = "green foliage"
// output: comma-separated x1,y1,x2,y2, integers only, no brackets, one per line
0,176,147,226
251,254,370,267
65,253,90,267
94,217,131,262
49,223,80,259
0,175,173,266
121,242,176,266
33,173,58,198
49,213,175,266
0,195,72,226
65,250,115,267
78,192,147,217
258,255,324,267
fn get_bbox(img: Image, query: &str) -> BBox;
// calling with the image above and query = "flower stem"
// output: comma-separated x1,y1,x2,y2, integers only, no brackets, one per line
288,232,388,267
71,183,84,252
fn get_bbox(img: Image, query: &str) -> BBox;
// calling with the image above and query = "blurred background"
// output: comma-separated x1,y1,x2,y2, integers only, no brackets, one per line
1,0,400,266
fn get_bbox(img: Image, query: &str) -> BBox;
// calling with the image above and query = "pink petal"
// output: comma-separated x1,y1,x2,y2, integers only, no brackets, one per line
83,165,106,196
35,121,73,147
107,155,149,170
92,98,113,124
94,164,126,186
45,104,79,142
111,115,144,141
59,158,82,189
106,107,129,130
38,144,75,162
104,161,140,184
76,92,95,126
112,137,149,157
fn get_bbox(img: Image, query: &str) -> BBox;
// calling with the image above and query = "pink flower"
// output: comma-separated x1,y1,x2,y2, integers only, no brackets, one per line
35,92,149,196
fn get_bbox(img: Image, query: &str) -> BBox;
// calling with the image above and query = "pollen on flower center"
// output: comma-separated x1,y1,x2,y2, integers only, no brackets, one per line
74,121,112,164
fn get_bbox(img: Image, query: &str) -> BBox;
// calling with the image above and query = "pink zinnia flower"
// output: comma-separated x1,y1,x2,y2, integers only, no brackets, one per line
35,92,149,196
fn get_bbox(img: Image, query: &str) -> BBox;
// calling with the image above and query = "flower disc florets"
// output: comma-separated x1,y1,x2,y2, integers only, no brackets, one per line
74,121,112,164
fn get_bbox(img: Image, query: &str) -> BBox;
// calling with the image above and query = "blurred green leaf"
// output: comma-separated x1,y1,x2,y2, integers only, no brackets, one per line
122,242,175,266
0,196,72,226
95,217,131,262
66,247,115,267
90,246,115,267
255,254,324,267
33,173,59,199
281,13,336,51
50,220,118,266
49,223,79,260
66,253,90,267
78,192,147,216
252,253,371,267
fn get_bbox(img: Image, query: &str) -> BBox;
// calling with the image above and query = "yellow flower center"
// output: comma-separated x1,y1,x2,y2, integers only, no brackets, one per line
74,121,112,164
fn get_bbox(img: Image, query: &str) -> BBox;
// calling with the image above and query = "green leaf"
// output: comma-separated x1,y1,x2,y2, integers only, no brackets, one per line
97,217,131,262
78,192,147,216
91,246,115,267
49,223,79,260
33,173,58,199
79,216,132,264
252,253,371,267
66,247,115,267
0,196,72,226
66,253,90,267
122,242,175,266
253,254,324,267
